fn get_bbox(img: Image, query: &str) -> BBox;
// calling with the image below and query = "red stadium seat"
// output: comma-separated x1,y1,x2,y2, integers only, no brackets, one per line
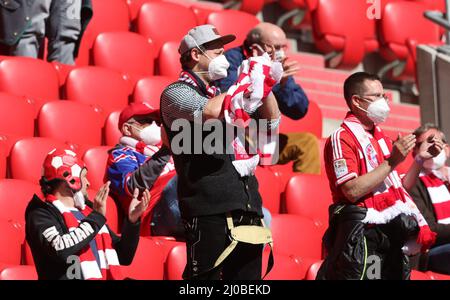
86,189,120,233
279,100,322,138
10,137,69,184
379,1,442,80
158,41,182,78
0,220,24,266
51,62,76,89
426,271,450,280
207,10,260,50
0,145,6,179
38,101,104,151
0,93,35,134
93,32,156,92
308,0,379,69
262,249,304,280
0,179,41,224
240,0,265,15
136,2,197,55
285,174,332,229
165,243,186,280
82,146,110,190
126,0,156,23
133,76,175,107
104,111,122,147
305,260,323,280
270,214,323,259
121,237,165,279
0,57,59,115
76,0,130,66
255,166,280,214
411,269,432,280
0,265,38,280
65,66,129,117
165,0,223,25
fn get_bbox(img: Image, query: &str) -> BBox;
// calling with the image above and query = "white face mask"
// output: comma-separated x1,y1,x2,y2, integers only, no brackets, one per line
358,97,390,124
195,47,230,81
132,123,161,145
423,150,448,171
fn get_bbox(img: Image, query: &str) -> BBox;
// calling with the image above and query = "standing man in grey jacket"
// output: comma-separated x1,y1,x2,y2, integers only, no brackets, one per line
0,0,92,64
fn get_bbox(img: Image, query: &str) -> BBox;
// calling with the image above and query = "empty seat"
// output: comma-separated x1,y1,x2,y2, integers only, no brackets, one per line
379,1,442,80
157,41,182,78
0,179,41,224
305,260,323,280
51,62,76,89
65,66,129,116
10,137,68,184
104,111,122,147
76,0,130,66
285,174,332,229
121,237,165,279
92,32,156,92
279,100,323,138
38,101,104,150
165,0,224,25
0,57,59,115
0,219,24,266
0,145,6,179
165,243,186,280
0,265,38,280
308,0,379,69
133,76,175,107
262,249,304,280
207,10,260,50
270,214,323,259
0,92,36,153
82,146,110,190
239,0,266,14
411,269,432,280
255,166,280,214
136,2,197,55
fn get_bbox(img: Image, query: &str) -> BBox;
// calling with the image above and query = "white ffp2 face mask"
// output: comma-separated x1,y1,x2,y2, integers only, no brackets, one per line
274,49,286,62
358,97,390,124
423,150,448,171
132,123,161,146
195,48,230,81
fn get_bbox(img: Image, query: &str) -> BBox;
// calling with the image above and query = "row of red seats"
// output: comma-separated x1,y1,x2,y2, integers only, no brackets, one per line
278,0,445,80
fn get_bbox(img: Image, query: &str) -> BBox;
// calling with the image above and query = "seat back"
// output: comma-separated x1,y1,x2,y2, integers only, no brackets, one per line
158,41,182,78
38,101,104,148
279,100,322,138
121,237,165,279
66,66,129,116
0,92,35,137
10,137,69,183
207,10,260,50
133,76,175,107
0,179,41,224
136,2,197,55
82,146,110,190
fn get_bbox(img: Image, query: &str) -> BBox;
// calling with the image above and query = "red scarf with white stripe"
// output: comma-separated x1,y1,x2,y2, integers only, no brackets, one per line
46,194,123,280
341,113,436,252
178,67,279,177
420,171,450,224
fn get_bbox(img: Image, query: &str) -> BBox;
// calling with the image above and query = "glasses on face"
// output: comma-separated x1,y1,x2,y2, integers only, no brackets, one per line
355,93,389,103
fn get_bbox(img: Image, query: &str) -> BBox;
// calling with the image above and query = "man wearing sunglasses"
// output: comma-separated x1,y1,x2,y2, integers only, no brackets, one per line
215,22,320,174
106,103,181,237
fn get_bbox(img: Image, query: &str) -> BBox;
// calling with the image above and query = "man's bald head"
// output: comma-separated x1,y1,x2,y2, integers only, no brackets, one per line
244,22,287,58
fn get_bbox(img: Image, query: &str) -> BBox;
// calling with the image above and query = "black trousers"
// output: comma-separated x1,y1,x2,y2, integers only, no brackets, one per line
183,210,264,280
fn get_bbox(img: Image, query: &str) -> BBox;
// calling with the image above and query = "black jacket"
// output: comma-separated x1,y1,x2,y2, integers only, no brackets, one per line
317,204,416,280
160,78,263,219
25,194,140,280
0,0,92,57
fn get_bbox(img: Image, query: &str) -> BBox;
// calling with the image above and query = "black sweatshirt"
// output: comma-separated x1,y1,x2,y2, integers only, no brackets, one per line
25,195,141,280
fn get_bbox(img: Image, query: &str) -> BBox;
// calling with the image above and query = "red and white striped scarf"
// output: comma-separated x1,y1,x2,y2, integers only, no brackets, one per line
342,113,436,252
222,53,282,176
178,70,218,98
419,171,450,224
222,53,283,128
46,194,123,280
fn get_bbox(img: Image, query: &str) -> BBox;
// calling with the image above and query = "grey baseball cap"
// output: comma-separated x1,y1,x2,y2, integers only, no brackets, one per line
178,24,236,55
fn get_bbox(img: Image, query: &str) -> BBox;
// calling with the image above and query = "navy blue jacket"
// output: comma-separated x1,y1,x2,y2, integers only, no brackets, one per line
215,46,309,120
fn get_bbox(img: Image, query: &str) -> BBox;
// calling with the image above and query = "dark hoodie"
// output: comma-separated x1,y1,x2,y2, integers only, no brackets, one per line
25,194,140,280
